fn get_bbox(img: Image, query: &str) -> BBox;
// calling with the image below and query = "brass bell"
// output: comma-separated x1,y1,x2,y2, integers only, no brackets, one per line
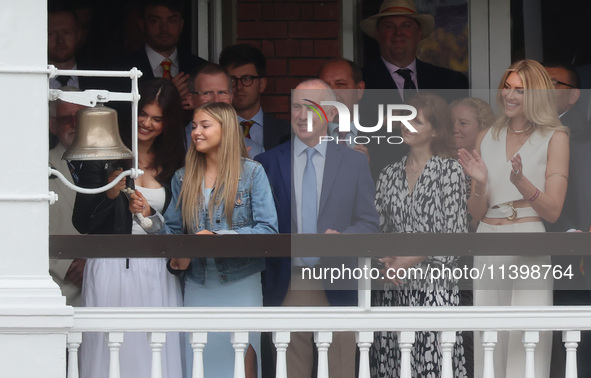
62,104,133,161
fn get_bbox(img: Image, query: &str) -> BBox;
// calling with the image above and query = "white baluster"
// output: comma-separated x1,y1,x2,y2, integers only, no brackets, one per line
440,331,456,378
481,331,497,378
356,331,373,378
563,330,580,378
523,331,539,378
190,332,207,378
67,332,82,378
398,331,415,378
273,332,290,378
357,257,372,309
232,332,249,378
108,332,124,378
315,331,333,378
148,332,166,378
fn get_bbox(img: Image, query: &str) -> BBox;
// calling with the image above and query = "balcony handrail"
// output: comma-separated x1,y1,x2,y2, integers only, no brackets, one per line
50,232,591,258
72,306,591,333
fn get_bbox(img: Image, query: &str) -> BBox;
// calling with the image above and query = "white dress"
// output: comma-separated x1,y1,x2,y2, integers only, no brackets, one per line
80,186,183,378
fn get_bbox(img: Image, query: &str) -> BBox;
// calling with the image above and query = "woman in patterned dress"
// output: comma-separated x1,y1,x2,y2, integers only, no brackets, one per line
370,92,468,378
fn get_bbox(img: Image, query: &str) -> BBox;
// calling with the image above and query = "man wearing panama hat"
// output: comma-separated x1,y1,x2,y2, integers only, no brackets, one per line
360,0,468,95
359,0,469,180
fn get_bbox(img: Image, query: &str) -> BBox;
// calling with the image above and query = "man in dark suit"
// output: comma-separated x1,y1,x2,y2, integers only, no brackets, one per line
359,0,469,178
544,63,591,139
360,0,468,97
545,63,591,378
48,1,88,89
219,44,291,151
318,58,370,160
255,79,379,378
118,0,206,102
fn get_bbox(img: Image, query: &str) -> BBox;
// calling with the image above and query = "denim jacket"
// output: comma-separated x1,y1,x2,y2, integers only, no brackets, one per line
144,158,278,284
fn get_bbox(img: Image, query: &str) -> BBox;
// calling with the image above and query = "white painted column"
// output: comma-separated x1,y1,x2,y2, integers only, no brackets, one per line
481,331,497,378
563,330,580,378
67,332,82,378
0,1,73,378
149,332,166,378
315,331,333,378
108,332,124,378
399,331,415,378
523,331,539,378
440,331,456,378
273,332,290,378
356,331,373,378
190,332,207,378
232,332,249,378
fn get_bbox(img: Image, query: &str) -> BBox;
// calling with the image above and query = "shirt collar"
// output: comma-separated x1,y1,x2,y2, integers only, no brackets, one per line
381,57,417,76
328,121,358,136
294,136,328,158
145,44,178,71
237,108,263,126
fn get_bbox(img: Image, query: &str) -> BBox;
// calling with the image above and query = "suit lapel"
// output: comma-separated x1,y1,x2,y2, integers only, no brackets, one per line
318,142,342,216
279,143,297,231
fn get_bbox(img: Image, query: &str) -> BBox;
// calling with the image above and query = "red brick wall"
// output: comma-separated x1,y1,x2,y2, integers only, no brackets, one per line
236,0,342,119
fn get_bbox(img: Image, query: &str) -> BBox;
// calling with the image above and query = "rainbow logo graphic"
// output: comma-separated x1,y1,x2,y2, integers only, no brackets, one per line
303,99,328,123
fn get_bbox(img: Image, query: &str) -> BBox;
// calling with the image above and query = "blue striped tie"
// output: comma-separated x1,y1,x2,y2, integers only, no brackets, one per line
302,147,319,267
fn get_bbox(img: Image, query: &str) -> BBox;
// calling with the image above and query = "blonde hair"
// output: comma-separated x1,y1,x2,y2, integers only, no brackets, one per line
450,97,495,130
491,59,568,139
180,102,248,231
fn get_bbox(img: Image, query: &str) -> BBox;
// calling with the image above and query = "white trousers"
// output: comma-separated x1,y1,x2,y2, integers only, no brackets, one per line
473,221,552,378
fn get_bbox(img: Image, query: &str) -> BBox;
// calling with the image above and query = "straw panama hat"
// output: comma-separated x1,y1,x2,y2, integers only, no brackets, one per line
360,0,435,40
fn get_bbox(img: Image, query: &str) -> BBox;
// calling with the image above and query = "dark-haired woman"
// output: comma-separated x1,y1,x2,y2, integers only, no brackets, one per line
370,93,467,378
74,79,186,378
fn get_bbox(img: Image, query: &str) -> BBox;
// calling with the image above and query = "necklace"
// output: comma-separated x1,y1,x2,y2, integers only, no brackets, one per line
406,157,420,177
508,124,532,134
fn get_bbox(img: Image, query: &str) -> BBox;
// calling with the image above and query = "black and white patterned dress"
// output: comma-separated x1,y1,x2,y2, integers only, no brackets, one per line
370,155,468,378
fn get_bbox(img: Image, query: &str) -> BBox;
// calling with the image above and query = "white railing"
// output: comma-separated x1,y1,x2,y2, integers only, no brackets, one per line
67,306,591,378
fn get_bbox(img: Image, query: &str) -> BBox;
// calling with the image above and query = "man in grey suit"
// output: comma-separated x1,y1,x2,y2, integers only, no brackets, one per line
256,79,379,377
49,93,86,306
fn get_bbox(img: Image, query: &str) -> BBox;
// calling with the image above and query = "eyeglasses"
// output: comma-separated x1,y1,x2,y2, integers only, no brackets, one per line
190,90,232,99
551,79,576,89
231,75,261,88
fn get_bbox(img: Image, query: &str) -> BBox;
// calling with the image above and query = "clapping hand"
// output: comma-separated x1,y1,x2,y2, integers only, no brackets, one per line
458,149,488,185
509,153,524,185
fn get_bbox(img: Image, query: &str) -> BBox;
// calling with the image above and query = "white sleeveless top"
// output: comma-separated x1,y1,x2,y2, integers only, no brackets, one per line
480,127,554,215
131,185,166,235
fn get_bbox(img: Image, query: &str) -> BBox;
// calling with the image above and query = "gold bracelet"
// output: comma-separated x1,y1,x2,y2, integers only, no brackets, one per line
548,173,568,180
473,186,488,197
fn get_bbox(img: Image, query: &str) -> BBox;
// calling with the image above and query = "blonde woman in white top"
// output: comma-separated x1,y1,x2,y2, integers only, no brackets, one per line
458,59,569,378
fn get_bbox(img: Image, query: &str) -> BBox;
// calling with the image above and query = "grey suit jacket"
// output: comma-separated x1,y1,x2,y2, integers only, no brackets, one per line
49,144,81,306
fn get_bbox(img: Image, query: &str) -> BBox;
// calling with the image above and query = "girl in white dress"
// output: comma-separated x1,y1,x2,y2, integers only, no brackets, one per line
73,79,186,378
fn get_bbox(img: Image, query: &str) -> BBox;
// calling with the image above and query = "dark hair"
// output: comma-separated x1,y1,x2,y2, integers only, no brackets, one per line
318,58,363,84
48,0,79,22
219,44,267,76
138,78,185,184
543,62,580,88
139,0,184,18
188,63,232,92
406,92,456,158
